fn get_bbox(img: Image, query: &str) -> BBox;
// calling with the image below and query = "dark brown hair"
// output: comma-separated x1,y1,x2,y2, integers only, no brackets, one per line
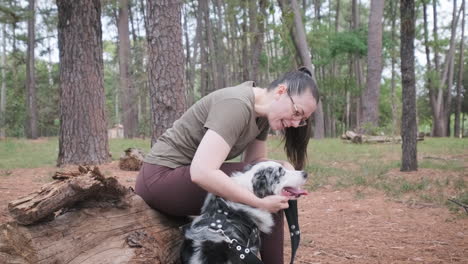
268,67,320,169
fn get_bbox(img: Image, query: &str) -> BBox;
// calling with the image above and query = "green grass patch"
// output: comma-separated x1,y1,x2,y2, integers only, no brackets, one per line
1,136,466,213
0,137,151,169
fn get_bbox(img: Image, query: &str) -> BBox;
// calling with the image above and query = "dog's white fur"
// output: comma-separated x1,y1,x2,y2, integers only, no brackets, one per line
181,161,308,264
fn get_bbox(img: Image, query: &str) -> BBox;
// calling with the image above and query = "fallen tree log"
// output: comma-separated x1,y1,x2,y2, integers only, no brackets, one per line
119,148,145,171
342,131,424,144
1,166,186,264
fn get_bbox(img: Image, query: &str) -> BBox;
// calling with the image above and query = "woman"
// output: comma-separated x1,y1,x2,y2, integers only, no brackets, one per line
135,67,319,263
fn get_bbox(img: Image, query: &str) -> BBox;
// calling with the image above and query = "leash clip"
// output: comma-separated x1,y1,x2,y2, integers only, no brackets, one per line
210,228,238,244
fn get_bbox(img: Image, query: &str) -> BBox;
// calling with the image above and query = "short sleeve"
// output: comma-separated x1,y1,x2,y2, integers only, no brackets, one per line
204,99,251,147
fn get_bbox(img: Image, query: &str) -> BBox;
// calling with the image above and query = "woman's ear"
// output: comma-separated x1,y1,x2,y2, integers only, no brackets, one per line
275,84,288,96
273,84,287,100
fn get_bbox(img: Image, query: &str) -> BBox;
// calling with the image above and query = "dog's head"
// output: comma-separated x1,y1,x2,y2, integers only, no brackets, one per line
233,161,308,198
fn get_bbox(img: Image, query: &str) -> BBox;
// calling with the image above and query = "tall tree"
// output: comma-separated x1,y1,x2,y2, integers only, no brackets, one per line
454,0,465,138
390,0,399,134
278,0,325,138
0,24,6,139
360,0,385,131
56,0,111,166
26,0,38,139
146,0,186,144
432,0,462,136
400,0,417,171
118,0,138,138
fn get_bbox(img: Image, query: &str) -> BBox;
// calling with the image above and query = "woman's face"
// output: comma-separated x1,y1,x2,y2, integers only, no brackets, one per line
267,84,317,131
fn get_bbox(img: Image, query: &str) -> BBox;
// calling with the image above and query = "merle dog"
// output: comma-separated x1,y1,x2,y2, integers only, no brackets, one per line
181,161,308,264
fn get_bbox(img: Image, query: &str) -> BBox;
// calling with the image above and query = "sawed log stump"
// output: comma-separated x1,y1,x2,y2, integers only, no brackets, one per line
119,148,145,171
0,166,185,264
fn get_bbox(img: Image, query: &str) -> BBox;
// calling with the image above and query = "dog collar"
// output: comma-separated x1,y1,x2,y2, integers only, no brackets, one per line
285,200,301,264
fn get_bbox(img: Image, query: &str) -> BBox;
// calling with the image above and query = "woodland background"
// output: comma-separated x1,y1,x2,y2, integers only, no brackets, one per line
0,0,465,166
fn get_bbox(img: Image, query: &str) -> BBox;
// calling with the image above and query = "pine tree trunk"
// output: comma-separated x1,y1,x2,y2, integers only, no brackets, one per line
146,0,186,144
361,0,385,131
201,0,219,93
390,0,398,135
280,0,325,138
213,0,227,88
118,0,138,138
56,0,111,166
400,0,418,171
26,0,38,139
454,0,465,138
0,24,6,139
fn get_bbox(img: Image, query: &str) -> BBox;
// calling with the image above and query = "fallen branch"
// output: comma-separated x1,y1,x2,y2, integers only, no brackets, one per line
448,199,468,214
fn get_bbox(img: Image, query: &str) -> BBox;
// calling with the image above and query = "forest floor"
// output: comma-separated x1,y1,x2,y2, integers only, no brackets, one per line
0,160,466,263
0,137,467,263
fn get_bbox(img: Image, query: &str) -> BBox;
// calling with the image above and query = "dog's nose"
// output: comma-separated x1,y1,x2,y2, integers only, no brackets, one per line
301,171,308,179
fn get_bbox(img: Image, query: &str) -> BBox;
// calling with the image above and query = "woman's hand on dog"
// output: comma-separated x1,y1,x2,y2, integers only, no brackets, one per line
258,195,290,213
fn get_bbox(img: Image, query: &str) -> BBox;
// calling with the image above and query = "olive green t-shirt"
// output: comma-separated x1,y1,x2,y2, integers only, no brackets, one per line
144,81,270,168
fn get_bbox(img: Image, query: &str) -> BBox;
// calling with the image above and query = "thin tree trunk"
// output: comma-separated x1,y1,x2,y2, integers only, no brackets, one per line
241,2,249,81
201,0,219,92
118,0,138,138
183,4,195,106
146,0,186,144
433,0,462,136
422,0,437,136
280,0,325,138
213,0,226,88
454,0,465,138
198,1,209,96
56,0,111,166
390,0,398,135
26,0,38,139
400,0,418,171
249,0,266,82
0,24,6,139
361,0,385,131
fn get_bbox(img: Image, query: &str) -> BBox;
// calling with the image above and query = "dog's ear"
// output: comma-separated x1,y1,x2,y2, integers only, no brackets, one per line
252,172,268,198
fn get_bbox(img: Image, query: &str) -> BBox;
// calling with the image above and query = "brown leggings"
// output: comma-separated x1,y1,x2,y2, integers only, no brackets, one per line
135,162,284,264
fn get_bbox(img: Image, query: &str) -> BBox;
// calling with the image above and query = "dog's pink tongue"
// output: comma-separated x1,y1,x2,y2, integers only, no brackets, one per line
283,187,308,197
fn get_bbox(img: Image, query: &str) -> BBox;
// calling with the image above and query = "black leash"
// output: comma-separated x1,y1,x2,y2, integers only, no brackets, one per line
284,200,300,264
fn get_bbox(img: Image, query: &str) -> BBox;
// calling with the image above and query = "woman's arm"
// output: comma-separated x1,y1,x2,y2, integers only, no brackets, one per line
242,139,267,164
190,129,289,213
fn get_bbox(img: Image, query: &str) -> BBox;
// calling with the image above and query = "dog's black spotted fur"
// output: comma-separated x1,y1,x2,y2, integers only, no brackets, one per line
181,161,307,264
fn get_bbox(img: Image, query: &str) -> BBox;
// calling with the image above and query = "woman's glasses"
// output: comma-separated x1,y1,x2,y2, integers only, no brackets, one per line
287,94,307,127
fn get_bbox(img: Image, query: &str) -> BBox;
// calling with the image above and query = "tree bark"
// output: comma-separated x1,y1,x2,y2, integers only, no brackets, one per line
146,0,186,144
279,0,325,138
249,0,266,82
360,0,385,131
26,0,38,139
390,0,398,135
432,0,462,136
454,0,465,138
400,0,418,171
0,24,6,139
118,0,138,138
56,0,111,166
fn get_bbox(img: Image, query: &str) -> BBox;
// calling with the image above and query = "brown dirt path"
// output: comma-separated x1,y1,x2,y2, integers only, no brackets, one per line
1,161,466,263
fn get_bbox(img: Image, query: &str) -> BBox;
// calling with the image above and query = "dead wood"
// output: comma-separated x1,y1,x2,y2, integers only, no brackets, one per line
119,148,145,171
8,166,128,225
342,131,424,144
0,194,185,264
1,166,186,264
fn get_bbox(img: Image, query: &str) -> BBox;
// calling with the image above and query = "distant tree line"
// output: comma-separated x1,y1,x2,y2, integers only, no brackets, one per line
0,0,466,145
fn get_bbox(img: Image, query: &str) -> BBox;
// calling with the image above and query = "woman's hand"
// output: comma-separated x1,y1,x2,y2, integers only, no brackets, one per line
258,195,290,213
